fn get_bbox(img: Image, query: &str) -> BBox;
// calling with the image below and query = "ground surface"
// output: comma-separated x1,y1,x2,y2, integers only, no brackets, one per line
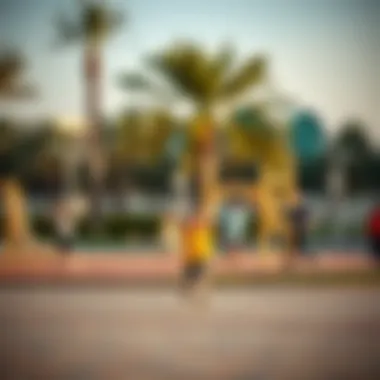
0,252,375,284
1,287,380,380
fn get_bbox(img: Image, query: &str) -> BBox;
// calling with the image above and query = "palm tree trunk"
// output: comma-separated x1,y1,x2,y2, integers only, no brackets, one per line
84,42,104,232
194,111,219,236
1,179,32,249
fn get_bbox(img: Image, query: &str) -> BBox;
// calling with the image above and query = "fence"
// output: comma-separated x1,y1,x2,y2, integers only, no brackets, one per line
1,194,376,253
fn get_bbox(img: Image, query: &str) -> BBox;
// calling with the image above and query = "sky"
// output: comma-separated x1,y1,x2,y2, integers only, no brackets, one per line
0,0,379,141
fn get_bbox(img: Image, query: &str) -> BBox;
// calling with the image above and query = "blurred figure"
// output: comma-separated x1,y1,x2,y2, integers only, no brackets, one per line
180,207,215,305
54,197,75,255
220,199,249,256
367,201,380,264
285,194,309,267
54,194,87,256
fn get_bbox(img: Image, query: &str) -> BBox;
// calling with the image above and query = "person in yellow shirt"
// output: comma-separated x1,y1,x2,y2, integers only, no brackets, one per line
180,206,215,300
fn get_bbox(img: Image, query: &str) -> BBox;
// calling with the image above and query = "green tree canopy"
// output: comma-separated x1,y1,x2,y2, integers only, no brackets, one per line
0,50,35,99
119,41,266,111
334,120,372,161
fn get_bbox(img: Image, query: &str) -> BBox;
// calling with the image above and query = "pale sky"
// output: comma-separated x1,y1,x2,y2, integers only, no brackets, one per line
0,0,379,141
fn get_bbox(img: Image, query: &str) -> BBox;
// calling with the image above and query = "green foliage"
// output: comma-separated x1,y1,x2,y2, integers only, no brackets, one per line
120,41,266,108
0,121,52,179
334,120,372,161
115,108,176,164
56,0,124,45
0,50,35,99
332,120,376,194
35,214,159,241
219,56,266,101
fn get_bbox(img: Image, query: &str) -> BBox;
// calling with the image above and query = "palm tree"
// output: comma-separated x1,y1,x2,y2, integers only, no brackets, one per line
56,0,123,229
119,41,266,220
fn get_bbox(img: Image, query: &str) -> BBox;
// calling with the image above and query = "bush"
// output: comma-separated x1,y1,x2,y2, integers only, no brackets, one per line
0,214,161,242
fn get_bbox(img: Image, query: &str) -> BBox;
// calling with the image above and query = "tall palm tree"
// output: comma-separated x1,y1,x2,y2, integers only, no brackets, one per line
119,41,266,221
56,0,123,229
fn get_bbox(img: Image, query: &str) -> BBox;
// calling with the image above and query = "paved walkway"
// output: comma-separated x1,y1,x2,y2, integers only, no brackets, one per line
0,251,375,283
1,287,379,380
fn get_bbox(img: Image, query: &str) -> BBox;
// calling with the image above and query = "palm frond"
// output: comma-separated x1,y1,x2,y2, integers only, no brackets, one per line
147,43,216,103
220,55,267,101
55,1,124,46
209,43,235,94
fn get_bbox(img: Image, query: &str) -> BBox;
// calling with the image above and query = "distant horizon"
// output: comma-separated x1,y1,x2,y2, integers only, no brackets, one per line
0,0,379,143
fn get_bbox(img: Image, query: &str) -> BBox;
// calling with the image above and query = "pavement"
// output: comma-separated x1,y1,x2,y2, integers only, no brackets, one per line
0,251,376,284
1,287,379,380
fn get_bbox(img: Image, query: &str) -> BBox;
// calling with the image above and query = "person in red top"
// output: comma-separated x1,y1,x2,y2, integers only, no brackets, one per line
367,202,380,263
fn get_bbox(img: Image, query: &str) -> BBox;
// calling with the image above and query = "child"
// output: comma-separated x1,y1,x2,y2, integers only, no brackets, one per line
54,198,75,256
180,208,215,303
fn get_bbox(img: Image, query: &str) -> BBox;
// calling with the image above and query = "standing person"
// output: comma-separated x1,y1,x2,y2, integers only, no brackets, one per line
367,201,380,264
285,195,309,267
54,197,75,256
54,194,86,256
220,198,249,256
180,205,215,305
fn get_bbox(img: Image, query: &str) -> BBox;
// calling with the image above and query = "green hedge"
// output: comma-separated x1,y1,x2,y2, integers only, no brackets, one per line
0,215,161,241
0,214,366,243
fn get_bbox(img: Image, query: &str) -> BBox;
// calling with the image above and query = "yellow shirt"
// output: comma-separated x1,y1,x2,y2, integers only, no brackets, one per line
182,220,214,263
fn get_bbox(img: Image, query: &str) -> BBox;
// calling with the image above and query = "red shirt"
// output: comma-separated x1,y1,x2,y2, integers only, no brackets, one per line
368,208,380,236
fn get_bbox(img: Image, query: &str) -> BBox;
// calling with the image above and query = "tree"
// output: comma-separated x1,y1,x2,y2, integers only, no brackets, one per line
0,51,35,99
0,50,41,253
333,120,373,194
23,122,65,198
335,120,372,160
0,119,54,250
119,41,266,218
113,108,176,189
56,0,124,229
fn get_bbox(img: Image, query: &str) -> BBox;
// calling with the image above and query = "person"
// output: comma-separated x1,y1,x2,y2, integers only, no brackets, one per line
54,197,75,255
367,202,380,264
54,194,86,256
180,205,215,305
220,198,249,256
285,195,309,267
